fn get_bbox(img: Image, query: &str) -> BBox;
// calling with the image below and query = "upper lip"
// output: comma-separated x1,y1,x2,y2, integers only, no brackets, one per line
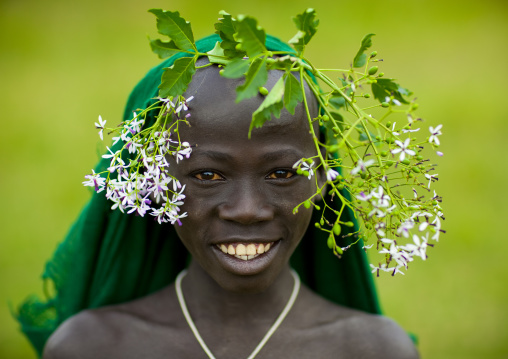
210,238,279,245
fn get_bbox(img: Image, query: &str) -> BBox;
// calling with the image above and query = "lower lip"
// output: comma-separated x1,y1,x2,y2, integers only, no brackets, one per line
212,241,281,276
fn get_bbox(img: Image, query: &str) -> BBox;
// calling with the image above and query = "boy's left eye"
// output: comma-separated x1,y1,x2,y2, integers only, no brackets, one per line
266,170,295,179
194,171,223,181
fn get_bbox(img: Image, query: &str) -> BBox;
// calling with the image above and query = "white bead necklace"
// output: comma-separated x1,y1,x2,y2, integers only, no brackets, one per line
175,269,301,359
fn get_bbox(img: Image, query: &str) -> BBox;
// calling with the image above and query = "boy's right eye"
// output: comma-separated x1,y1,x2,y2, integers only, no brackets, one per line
194,171,223,181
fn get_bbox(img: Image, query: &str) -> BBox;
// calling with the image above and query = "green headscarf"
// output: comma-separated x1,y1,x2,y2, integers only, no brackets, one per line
16,34,381,357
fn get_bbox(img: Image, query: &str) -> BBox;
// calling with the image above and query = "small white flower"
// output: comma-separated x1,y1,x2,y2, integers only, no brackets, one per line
375,222,386,237
95,115,106,140
175,142,192,163
401,234,428,261
102,146,118,160
390,266,406,276
370,263,388,276
429,124,443,146
368,207,386,218
402,128,420,134
410,211,433,220
397,221,414,238
351,159,375,175
436,151,444,157
82,170,106,193
175,96,194,114
158,97,175,110
379,243,408,267
326,168,340,182
356,191,372,201
431,216,441,241
126,140,143,154
425,173,438,188
391,138,416,161
385,96,401,106
293,159,314,179
390,122,400,136
371,186,391,207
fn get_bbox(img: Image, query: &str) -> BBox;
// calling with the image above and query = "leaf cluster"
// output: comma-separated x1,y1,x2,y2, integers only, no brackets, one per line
143,8,442,274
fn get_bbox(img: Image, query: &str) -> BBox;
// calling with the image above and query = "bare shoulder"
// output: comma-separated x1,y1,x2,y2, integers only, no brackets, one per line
42,308,119,359
286,285,419,358
340,312,420,358
43,285,183,359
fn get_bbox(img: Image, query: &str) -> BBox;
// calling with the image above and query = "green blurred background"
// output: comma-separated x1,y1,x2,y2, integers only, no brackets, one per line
1,0,507,357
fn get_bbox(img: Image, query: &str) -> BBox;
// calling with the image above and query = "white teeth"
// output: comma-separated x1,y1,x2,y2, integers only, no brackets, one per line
246,244,256,255
234,254,260,260
217,242,275,260
236,244,246,255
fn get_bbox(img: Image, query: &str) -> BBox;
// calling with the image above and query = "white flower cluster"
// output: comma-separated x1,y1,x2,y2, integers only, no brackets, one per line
357,186,444,276
350,124,444,275
293,106,445,275
83,96,194,225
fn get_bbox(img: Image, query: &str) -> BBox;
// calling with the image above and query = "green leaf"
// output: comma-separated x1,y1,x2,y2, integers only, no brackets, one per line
207,41,229,65
249,77,285,137
353,33,375,68
329,93,346,109
214,11,245,58
288,8,319,54
221,58,250,79
149,9,196,52
235,15,266,58
371,78,412,104
159,56,197,98
283,73,303,115
149,38,181,59
236,58,268,102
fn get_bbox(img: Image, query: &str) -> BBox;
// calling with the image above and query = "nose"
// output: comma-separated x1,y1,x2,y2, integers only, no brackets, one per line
218,181,275,224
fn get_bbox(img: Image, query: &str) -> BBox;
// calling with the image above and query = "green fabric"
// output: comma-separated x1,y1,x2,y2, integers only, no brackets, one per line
16,34,381,357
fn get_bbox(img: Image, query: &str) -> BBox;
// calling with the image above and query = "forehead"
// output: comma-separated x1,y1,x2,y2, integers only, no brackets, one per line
179,61,317,148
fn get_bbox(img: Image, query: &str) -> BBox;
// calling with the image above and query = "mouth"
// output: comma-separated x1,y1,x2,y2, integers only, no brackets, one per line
215,242,275,261
211,239,282,276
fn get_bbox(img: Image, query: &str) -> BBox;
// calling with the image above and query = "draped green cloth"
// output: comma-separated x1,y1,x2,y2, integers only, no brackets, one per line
16,34,381,357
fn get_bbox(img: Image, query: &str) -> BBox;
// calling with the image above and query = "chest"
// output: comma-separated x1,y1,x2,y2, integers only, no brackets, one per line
100,320,354,359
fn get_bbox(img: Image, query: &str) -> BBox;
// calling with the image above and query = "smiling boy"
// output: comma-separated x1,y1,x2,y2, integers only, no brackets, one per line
40,55,418,358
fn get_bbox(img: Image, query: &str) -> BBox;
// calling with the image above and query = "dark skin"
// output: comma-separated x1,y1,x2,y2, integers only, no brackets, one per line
43,62,419,359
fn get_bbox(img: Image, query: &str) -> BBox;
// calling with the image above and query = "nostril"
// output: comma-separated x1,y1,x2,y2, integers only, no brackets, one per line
218,202,275,224
218,187,275,224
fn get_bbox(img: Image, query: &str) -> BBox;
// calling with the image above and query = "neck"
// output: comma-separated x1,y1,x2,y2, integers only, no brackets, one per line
181,260,295,328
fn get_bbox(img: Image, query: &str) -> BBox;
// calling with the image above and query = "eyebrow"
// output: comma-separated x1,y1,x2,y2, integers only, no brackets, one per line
192,148,304,163
261,149,305,162
192,150,235,162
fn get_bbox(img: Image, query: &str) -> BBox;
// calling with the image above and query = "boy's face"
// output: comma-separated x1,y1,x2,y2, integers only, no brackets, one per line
171,64,319,293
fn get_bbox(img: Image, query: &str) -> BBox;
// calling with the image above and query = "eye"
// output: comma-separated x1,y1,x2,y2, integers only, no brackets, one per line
267,169,295,179
194,171,223,181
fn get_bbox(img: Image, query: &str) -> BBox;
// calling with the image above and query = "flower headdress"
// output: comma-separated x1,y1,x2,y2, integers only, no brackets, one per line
84,8,445,276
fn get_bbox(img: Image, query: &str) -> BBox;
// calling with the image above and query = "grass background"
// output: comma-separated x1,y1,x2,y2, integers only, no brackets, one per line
1,0,507,357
